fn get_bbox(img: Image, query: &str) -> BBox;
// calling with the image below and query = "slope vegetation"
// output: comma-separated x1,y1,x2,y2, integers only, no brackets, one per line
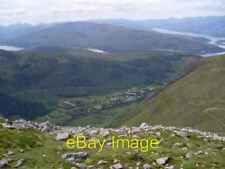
126,55,225,134
0,49,197,122
0,119,225,169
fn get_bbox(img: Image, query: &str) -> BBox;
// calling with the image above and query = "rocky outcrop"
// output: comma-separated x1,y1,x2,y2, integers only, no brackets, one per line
111,163,123,169
143,163,152,169
0,159,9,168
156,157,169,165
1,119,56,133
1,119,225,142
1,118,225,169
62,152,88,164
56,132,70,141
14,159,24,168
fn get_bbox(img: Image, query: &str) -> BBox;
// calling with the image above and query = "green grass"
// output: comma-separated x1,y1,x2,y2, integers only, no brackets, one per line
48,101,144,127
36,84,161,127
0,49,196,124
0,125,225,169
0,128,70,169
126,55,225,134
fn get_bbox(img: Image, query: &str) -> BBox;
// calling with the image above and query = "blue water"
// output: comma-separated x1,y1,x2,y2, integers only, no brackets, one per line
153,28,225,57
0,45,24,51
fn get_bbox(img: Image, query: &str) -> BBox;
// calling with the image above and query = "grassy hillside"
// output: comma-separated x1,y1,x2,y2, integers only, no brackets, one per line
0,49,198,124
0,49,195,97
0,127,69,168
0,121,225,169
126,55,225,134
4,22,222,54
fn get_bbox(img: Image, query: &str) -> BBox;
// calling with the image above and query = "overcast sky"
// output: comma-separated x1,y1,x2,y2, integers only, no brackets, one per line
0,0,225,25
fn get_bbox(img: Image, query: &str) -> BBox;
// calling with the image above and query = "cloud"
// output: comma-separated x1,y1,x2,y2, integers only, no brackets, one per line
0,0,224,25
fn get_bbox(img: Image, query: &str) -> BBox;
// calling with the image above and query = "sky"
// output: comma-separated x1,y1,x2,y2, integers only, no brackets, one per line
0,0,225,25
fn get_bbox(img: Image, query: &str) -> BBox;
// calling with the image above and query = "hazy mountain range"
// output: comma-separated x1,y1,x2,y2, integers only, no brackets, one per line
0,21,224,54
0,16,225,132
93,16,225,37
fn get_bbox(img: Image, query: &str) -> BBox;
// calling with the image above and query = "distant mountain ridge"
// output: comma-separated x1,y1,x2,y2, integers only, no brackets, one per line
0,24,42,42
93,16,225,37
1,22,222,54
0,18,224,128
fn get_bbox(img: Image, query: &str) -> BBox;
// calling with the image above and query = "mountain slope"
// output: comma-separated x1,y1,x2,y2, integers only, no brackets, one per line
0,49,198,122
95,16,225,37
125,55,225,134
0,24,42,42
0,49,193,95
5,22,222,54
0,119,225,169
